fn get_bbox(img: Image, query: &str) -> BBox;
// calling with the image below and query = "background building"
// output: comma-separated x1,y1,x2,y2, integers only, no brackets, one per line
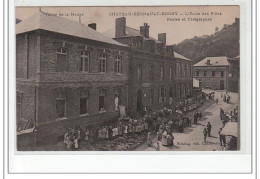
227,56,240,92
112,17,193,113
193,56,230,90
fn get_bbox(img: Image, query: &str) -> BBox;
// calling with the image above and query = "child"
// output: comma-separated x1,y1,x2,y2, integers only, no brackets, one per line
156,142,160,151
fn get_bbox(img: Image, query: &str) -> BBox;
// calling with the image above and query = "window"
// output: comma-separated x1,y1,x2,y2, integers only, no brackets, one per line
150,88,154,104
174,65,177,76
114,56,122,74
204,71,207,77
196,71,199,77
115,95,119,110
16,91,23,120
56,99,66,118
56,47,67,72
189,66,192,76
221,71,224,77
99,54,107,73
80,51,90,72
159,87,166,103
169,87,173,98
184,64,187,76
212,71,215,77
160,66,164,81
180,63,182,76
80,90,89,115
137,64,142,81
150,42,155,52
99,88,107,111
150,65,154,81
169,67,173,81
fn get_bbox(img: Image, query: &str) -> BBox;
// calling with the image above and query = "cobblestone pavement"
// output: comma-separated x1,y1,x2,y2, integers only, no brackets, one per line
136,90,239,151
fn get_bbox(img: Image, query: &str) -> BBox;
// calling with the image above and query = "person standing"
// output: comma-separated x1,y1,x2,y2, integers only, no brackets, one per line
108,126,113,141
147,132,152,147
218,128,223,146
156,141,160,151
199,111,202,120
203,128,208,144
193,113,197,125
207,122,212,137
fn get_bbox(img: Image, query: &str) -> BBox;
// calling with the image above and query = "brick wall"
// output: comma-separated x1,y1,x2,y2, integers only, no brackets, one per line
16,82,36,127
37,82,127,125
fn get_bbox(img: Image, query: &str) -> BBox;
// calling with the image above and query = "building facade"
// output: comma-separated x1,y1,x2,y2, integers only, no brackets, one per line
16,12,129,132
16,13,194,135
227,56,239,92
193,57,230,90
113,17,193,113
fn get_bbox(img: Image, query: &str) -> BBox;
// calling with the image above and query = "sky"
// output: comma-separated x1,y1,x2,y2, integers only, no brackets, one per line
16,6,239,45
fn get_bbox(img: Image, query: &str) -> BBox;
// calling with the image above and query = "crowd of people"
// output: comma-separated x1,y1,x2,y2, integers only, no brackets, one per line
61,94,207,151
218,105,238,150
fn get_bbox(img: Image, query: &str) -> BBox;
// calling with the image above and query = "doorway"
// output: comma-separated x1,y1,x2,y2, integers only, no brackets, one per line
99,96,105,111
220,80,224,90
136,90,142,111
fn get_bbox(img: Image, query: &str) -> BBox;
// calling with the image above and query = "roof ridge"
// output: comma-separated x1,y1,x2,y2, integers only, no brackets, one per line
16,11,127,47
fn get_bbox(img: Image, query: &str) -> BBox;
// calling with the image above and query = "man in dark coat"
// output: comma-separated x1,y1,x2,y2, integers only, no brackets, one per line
193,113,197,125
207,122,212,137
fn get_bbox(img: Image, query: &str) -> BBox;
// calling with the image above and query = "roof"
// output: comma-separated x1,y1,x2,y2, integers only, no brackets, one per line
174,51,191,61
103,23,191,61
220,122,238,137
16,11,126,47
125,26,162,43
194,56,230,67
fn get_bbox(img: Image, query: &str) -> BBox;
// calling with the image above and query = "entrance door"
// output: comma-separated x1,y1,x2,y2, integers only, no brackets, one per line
136,90,142,111
220,80,224,90
99,96,105,111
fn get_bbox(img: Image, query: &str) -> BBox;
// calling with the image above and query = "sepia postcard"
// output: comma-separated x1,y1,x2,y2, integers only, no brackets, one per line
15,6,241,152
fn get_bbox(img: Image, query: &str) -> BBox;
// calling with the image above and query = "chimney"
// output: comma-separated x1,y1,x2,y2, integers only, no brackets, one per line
207,59,211,65
115,17,126,38
158,33,166,44
88,23,97,30
140,23,149,38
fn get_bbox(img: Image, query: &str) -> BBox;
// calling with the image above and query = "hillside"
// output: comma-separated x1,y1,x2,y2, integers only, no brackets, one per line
172,18,239,64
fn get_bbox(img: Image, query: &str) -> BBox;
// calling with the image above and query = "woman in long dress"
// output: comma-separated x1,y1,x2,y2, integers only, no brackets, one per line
162,131,168,146
64,131,69,145
147,133,152,147
84,129,89,141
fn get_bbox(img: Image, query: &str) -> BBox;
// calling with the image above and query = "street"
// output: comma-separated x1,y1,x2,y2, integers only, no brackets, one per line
135,90,239,151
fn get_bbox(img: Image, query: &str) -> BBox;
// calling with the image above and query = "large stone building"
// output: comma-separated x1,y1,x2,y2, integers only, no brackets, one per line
16,11,129,133
112,17,193,113
16,13,193,136
193,56,239,92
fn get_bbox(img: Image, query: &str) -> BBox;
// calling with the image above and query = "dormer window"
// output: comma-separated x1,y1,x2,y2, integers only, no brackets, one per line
150,42,154,52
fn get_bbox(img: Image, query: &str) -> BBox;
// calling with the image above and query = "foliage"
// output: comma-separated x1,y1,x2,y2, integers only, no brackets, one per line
172,18,240,64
